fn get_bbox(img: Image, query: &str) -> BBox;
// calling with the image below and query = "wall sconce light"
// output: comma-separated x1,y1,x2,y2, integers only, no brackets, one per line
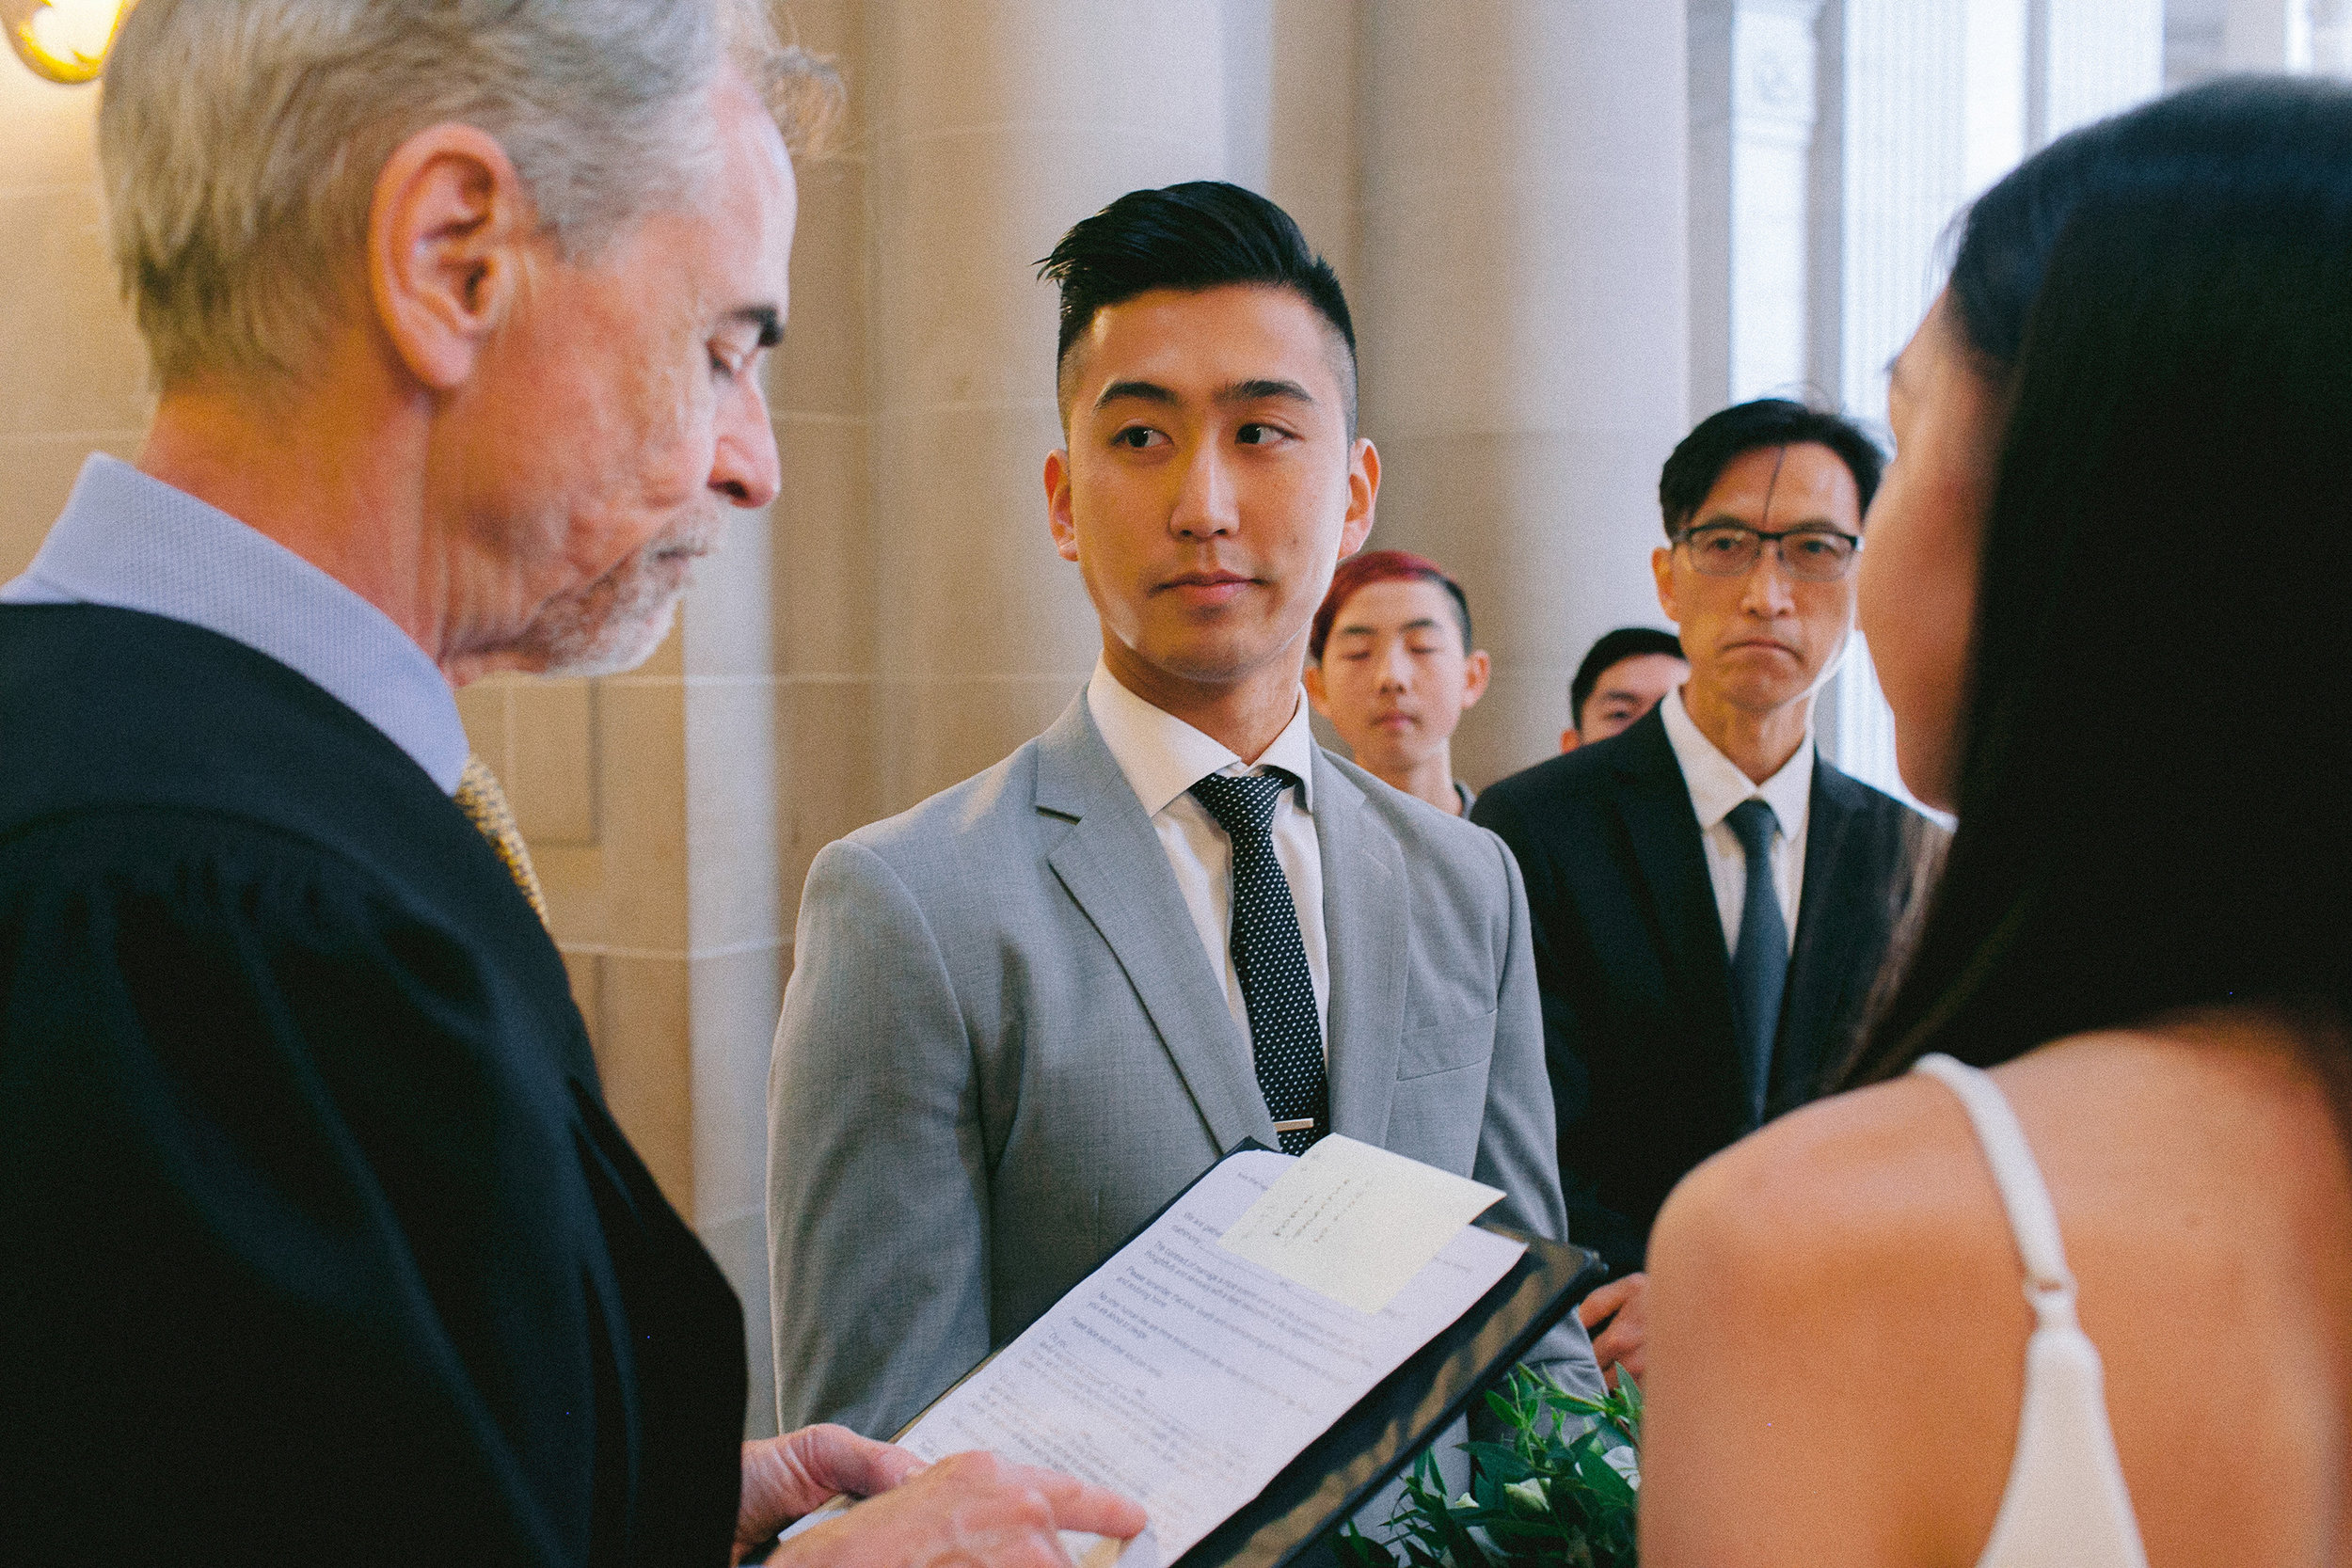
4,0,132,86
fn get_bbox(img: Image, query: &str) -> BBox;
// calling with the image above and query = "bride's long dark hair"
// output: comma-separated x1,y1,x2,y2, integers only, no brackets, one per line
1841,78,2352,1094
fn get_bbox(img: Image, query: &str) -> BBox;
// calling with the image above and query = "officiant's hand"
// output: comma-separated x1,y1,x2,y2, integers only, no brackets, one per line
755,1443,1148,1568
1577,1272,1651,1387
736,1424,926,1560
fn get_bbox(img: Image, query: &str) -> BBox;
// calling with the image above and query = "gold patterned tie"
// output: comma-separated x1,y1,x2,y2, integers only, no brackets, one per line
453,753,550,926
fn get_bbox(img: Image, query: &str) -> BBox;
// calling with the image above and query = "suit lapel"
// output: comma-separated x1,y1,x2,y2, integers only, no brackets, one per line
1313,751,1406,1146
1608,711,1745,1115
1034,697,1275,1152
1770,757,1868,1114
1611,712,1738,1024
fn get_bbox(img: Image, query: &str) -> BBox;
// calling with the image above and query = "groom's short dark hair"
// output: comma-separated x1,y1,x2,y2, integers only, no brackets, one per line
1038,181,1357,435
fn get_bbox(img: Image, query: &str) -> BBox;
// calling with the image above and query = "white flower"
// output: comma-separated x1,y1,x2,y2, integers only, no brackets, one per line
1602,1446,1641,1491
1503,1478,1549,1513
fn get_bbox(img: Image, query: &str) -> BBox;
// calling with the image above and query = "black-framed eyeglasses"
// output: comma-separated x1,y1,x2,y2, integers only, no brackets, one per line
1674,522,1862,582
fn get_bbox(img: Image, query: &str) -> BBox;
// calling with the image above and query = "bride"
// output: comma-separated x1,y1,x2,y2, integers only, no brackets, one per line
1638,77,2352,1567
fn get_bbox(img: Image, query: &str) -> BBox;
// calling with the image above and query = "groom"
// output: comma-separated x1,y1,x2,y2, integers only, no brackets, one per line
768,181,1602,1441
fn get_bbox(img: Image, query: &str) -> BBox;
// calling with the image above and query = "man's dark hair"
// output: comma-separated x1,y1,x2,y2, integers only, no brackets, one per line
1657,398,1884,538
1570,626,1685,728
1037,181,1358,435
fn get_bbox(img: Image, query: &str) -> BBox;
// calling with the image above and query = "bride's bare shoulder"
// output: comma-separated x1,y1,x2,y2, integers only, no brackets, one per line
1640,1017,2352,1568
1647,1067,2006,1323
1650,1013,2346,1316
1637,1069,2031,1565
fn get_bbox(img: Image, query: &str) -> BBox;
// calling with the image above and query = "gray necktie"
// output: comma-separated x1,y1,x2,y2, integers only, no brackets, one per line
1726,798,1788,1127
1189,770,1327,1155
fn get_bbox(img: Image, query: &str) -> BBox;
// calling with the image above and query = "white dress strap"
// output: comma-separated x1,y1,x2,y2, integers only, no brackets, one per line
1913,1053,2074,1300
1912,1053,2151,1568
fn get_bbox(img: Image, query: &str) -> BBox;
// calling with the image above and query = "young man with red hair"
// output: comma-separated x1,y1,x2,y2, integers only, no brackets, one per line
1304,550,1490,816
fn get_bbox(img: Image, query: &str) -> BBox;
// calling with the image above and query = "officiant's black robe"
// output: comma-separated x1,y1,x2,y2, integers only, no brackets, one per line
0,605,744,1566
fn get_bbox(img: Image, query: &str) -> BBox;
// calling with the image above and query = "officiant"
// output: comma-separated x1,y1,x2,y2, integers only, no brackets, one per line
0,3,1141,1563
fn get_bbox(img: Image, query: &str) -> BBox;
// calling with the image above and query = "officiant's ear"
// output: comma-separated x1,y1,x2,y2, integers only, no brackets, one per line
369,123,532,390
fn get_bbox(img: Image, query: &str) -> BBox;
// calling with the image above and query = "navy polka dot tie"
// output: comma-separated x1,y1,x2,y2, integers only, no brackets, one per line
1190,769,1327,1155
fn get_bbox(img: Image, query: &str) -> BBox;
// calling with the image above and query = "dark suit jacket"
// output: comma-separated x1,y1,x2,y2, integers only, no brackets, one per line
0,606,744,1566
1472,706,1936,1276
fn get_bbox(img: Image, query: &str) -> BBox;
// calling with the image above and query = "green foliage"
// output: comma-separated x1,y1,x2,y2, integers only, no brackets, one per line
1330,1369,1642,1568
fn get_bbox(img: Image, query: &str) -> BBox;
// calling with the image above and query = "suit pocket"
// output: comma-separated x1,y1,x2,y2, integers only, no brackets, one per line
1395,1007,1498,1080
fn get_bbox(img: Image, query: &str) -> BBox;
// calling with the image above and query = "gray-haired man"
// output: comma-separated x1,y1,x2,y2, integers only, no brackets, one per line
0,3,1138,1563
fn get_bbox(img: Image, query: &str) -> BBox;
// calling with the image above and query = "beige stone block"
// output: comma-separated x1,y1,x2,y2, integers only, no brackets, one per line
688,942,787,1226
629,617,686,680
508,677,598,847
684,499,775,681
866,134,1057,412
865,0,1225,145
875,673,1086,813
591,953,696,1219
0,431,136,579
770,416,873,680
0,63,103,190
452,678,510,777
769,154,866,419
776,676,884,904
1368,427,1670,670
686,678,784,954
774,0,864,67
1454,667,1580,793
0,186,151,436
560,947,603,1037
868,403,1098,681
534,678,690,951
1361,1,1687,202
1357,167,1688,436
867,122,1226,414
1264,0,1361,294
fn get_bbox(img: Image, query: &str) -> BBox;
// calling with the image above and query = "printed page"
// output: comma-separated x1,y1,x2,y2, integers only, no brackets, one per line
1218,1133,1506,1313
893,1146,1525,1564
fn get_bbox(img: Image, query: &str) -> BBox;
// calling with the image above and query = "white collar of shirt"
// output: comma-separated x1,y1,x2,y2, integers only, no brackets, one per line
0,454,470,794
1086,657,1319,812
1659,683,1813,840
1660,683,1813,957
1084,657,1330,1051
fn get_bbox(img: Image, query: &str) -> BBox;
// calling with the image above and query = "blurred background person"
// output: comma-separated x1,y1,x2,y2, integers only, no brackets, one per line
1306,548,1491,816
1475,398,1938,1384
1561,626,1686,752
1643,78,2352,1567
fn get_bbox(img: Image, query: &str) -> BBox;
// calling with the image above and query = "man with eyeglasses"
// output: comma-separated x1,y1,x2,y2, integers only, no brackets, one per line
1473,398,1940,1386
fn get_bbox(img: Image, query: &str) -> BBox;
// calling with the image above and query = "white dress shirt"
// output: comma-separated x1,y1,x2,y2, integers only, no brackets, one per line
1086,658,1330,1052
1659,685,1811,957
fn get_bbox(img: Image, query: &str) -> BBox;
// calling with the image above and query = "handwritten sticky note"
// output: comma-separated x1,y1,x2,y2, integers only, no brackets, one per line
1216,1134,1504,1314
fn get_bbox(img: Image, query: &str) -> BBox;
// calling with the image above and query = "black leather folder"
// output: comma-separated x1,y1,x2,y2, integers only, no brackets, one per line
1174,1147,1607,1568
881,1142,1606,1568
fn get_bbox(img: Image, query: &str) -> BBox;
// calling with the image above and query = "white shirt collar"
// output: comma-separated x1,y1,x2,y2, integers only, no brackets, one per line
1086,657,1318,817
1659,684,1812,836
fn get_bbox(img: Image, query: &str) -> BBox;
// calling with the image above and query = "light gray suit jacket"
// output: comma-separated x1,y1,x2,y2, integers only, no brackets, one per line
768,693,1601,1438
